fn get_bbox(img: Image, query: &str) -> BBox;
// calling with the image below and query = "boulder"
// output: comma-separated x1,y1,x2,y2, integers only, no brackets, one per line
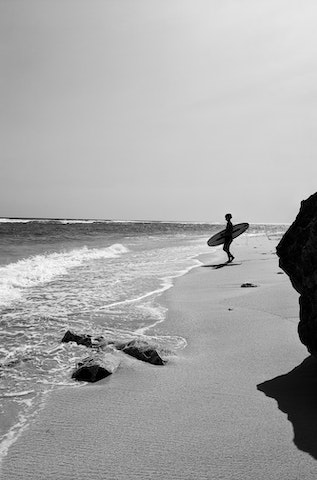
276,192,317,356
61,330,92,348
61,330,166,366
118,340,165,365
72,354,120,382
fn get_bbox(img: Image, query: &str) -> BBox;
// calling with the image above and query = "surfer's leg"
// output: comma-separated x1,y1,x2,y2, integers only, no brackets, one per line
227,240,234,262
223,241,231,262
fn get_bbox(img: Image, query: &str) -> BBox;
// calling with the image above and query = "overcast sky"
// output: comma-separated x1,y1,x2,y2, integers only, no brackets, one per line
1,0,317,222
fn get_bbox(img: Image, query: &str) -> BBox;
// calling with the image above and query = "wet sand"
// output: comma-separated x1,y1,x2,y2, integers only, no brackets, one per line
2,236,317,479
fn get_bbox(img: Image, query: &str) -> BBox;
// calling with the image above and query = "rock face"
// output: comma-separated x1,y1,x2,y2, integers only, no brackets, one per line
276,192,317,356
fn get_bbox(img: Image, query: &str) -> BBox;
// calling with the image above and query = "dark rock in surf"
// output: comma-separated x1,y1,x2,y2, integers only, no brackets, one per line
118,341,165,365
72,354,119,382
72,360,111,382
276,192,317,357
61,330,92,348
61,330,108,350
61,330,165,365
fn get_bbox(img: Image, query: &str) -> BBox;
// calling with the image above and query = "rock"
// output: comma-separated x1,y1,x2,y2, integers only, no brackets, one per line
61,330,92,348
92,336,106,347
72,354,120,382
276,192,317,356
62,330,166,366
118,340,165,365
241,283,257,288
72,361,111,382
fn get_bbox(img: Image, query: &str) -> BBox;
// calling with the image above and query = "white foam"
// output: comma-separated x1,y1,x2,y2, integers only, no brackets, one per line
0,392,45,467
59,219,96,224
0,218,99,224
0,244,128,307
97,257,201,313
0,415,29,461
0,218,32,223
0,390,34,398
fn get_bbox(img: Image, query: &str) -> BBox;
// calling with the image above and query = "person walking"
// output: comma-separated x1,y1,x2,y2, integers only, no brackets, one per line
223,213,234,263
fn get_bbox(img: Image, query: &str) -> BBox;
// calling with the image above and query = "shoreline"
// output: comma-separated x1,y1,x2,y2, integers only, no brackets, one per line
2,235,317,479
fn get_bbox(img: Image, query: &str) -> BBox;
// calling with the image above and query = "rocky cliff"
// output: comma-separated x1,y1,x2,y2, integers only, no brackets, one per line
276,192,317,356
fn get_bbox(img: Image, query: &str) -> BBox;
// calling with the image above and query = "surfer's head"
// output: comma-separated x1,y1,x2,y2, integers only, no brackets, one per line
225,213,232,221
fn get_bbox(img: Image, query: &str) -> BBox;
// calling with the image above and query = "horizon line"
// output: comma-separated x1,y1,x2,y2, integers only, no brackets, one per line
0,216,291,225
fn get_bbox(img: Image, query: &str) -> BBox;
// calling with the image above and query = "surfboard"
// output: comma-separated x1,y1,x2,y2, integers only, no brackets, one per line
207,223,249,247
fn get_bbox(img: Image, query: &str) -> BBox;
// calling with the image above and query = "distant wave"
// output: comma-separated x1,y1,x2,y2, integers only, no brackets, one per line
0,218,33,223
59,219,97,224
0,243,128,307
0,218,205,225
0,218,103,224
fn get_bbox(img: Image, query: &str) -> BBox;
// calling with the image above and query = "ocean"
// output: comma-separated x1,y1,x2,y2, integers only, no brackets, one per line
0,218,288,462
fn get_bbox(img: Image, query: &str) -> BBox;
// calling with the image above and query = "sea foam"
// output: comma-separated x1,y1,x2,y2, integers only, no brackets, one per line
0,244,128,307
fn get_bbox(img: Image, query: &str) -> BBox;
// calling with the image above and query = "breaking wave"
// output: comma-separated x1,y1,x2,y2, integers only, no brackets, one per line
0,244,128,307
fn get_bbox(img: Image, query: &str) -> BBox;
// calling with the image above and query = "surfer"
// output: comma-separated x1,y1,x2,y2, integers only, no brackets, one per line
223,213,234,263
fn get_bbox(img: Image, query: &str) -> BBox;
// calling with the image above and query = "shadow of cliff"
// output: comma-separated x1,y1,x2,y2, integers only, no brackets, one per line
257,356,317,459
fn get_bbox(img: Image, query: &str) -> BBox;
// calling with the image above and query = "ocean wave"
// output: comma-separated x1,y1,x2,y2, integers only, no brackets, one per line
0,244,129,307
0,218,33,223
59,219,98,224
0,218,105,224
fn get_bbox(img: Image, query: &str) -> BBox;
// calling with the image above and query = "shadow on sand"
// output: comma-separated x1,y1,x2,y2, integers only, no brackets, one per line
202,262,241,270
257,356,317,459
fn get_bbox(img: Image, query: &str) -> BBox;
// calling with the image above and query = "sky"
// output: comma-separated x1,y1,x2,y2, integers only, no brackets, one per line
1,0,317,223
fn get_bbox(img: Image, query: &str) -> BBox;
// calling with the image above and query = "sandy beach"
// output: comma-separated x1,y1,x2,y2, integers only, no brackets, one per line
2,235,317,479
